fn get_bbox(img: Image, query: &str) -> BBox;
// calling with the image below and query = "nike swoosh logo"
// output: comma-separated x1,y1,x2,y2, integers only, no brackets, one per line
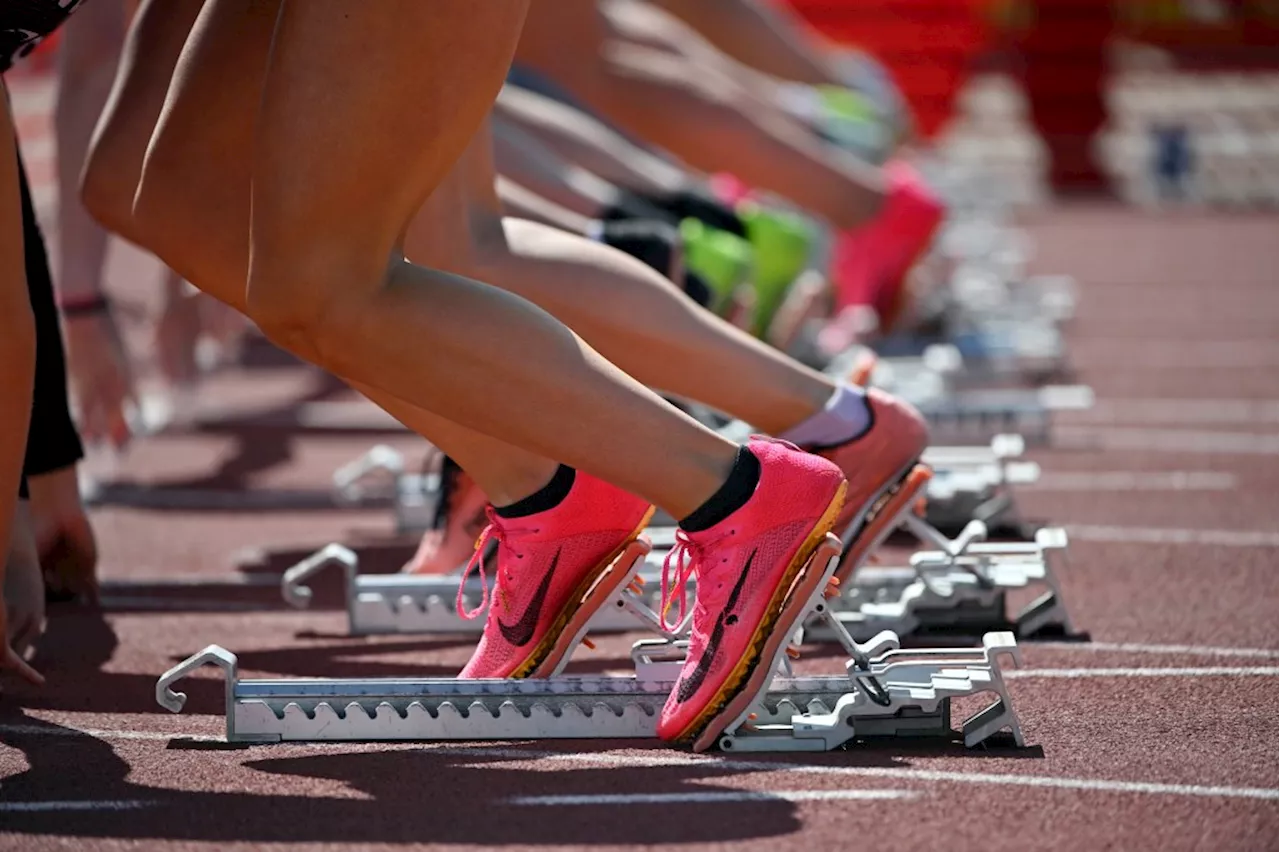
497,547,560,647
676,548,756,705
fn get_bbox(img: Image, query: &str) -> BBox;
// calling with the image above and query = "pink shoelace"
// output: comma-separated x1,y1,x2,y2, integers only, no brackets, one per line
659,526,736,634
455,506,538,620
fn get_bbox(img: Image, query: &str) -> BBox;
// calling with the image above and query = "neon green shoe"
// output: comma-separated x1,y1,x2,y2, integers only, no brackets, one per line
678,217,754,316
737,203,814,338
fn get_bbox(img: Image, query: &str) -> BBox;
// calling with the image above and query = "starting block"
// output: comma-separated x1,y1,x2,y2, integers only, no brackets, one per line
158,535,1026,752
799,465,1074,642
281,539,669,637
921,434,1041,536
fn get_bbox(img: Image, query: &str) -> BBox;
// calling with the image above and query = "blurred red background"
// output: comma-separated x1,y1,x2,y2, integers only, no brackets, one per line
783,0,1278,190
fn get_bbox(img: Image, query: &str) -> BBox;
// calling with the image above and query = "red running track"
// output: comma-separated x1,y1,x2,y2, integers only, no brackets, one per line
0,76,1277,852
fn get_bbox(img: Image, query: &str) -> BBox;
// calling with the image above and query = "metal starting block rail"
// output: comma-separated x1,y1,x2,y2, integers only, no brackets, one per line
159,535,1026,751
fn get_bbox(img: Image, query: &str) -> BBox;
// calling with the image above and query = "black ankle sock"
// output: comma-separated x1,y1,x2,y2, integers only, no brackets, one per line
679,446,761,532
494,464,576,519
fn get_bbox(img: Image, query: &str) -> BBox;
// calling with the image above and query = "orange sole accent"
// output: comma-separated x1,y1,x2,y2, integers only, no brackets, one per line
846,352,878,388
507,505,657,679
671,481,848,747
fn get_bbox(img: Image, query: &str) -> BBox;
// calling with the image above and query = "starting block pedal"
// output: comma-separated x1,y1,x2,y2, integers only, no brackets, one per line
281,539,666,637
914,384,1094,447
921,434,1041,535
331,445,444,535
158,535,1026,752
805,469,1074,642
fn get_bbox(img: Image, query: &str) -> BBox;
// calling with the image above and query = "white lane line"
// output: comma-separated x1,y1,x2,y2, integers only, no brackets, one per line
1067,398,1279,426
1034,641,1278,659
509,790,917,806
1055,426,1278,455
1027,471,1238,492
1066,525,1279,548
1070,342,1278,370
3,724,1275,803
442,748,1280,801
0,800,154,812
1006,667,1278,679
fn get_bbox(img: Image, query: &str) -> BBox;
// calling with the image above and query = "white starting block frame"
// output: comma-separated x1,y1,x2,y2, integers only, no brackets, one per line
821,524,1074,642
913,384,1094,447
818,345,1093,448
158,535,1026,751
921,434,1041,534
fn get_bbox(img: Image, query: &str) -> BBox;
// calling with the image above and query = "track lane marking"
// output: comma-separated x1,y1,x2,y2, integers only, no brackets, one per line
508,790,918,805
1027,471,1238,492
1034,642,1278,659
441,748,1280,802
1055,426,1278,455
3,724,1275,802
1066,525,1279,548
1006,666,1277,679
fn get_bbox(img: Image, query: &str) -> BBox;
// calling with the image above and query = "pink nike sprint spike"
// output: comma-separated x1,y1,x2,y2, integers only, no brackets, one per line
402,455,491,575
806,387,929,580
831,158,944,334
457,471,655,680
656,436,847,747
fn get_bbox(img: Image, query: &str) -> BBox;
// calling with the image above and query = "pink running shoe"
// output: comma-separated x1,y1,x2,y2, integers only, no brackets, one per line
458,471,655,679
805,388,929,581
831,159,944,333
655,436,846,747
402,454,492,575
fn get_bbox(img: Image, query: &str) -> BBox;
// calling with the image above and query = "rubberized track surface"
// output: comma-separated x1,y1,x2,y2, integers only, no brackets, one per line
2,75,1278,850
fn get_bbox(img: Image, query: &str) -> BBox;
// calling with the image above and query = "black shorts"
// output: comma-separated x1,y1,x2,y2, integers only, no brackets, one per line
0,0,87,74
15,147,85,499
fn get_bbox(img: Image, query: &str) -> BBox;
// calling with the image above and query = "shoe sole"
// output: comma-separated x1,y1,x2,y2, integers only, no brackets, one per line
833,463,932,586
533,535,654,678
506,505,657,679
668,480,848,746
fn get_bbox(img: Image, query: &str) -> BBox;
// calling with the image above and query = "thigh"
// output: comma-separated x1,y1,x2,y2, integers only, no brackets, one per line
250,0,529,279
132,0,280,306
84,0,205,182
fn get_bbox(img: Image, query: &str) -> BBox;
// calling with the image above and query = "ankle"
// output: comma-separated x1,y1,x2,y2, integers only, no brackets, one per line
490,461,572,515
754,378,839,436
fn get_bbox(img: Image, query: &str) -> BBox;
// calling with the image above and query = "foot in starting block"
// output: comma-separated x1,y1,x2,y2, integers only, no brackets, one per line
160,534,1027,754
805,463,1077,642
281,538,664,638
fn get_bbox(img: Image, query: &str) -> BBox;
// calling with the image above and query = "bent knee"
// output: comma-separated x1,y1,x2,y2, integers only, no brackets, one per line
79,147,140,241
244,247,390,369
